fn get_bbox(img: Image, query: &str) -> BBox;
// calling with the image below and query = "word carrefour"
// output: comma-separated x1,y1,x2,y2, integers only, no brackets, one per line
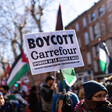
27,34,77,60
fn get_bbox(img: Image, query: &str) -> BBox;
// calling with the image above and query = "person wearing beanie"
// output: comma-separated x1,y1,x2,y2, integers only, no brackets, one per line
74,80,112,112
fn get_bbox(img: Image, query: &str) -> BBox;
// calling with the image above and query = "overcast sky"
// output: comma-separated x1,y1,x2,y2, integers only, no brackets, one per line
42,0,100,32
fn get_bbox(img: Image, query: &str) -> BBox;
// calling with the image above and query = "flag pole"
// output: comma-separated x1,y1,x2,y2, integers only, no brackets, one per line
59,69,66,95
54,71,58,93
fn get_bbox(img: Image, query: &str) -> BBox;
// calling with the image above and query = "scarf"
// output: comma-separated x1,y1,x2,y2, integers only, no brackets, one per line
74,99,112,112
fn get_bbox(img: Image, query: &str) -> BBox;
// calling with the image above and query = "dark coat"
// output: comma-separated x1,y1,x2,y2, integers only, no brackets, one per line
40,84,53,112
0,101,14,112
28,92,41,112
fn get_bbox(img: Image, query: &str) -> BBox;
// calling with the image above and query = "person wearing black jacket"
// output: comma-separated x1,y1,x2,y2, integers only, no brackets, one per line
40,75,57,112
28,86,41,112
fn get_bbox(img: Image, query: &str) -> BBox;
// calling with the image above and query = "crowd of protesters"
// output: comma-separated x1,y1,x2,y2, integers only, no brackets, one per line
0,75,112,112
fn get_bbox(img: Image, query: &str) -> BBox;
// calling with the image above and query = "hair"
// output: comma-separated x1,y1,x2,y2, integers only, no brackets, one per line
45,75,54,83
1,85,9,91
31,86,37,91
104,76,112,97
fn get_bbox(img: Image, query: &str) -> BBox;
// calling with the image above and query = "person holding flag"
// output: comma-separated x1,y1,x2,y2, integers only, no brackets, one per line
99,37,112,74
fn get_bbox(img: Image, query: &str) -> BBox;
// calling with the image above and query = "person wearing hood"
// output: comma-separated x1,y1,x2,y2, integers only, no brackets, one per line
74,80,112,112
52,80,79,112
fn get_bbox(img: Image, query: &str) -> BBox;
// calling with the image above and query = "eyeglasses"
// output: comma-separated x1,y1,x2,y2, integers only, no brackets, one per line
93,94,108,99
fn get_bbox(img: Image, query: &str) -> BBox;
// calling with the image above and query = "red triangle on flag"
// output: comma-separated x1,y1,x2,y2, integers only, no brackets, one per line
22,50,28,63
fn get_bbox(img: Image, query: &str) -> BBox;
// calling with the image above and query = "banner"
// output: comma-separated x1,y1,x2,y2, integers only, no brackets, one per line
24,30,84,75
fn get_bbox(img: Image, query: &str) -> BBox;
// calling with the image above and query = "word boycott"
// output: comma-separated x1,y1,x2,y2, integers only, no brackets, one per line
27,34,74,48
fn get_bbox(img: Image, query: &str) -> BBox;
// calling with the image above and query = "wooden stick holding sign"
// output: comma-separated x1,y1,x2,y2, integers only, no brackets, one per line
60,69,66,95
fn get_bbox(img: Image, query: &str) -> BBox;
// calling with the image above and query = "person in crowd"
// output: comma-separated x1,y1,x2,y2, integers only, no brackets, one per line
0,85,14,112
78,84,84,100
0,92,6,111
0,92,5,106
40,75,57,112
103,76,112,103
28,85,41,112
0,85,10,100
14,90,29,112
52,80,79,112
74,80,112,112
14,90,29,105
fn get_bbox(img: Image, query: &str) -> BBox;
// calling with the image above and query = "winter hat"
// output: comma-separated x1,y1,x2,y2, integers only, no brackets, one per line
83,80,108,99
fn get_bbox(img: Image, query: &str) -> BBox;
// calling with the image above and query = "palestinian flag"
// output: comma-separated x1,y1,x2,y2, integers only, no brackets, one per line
99,41,112,74
7,50,30,87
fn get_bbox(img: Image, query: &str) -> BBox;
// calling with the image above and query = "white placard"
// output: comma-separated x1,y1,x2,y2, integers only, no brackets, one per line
24,30,84,75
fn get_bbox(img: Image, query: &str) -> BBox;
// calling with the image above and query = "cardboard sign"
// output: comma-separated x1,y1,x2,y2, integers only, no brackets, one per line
24,30,84,75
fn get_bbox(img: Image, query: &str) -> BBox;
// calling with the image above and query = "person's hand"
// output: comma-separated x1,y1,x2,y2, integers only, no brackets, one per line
51,83,57,90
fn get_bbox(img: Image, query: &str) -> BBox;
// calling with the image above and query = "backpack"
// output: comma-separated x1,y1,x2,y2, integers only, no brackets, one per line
55,93,73,112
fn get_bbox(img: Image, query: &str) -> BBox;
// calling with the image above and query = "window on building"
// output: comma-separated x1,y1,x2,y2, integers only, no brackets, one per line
106,0,112,11
91,11,96,21
88,14,91,23
84,32,89,45
82,17,87,27
100,20,106,35
89,26,93,41
93,61,98,72
92,45,99,58
78,37,81,47
93,25,98,39
95,44,99,57
87,52,92,65
92,46,96,58
108,15,112,32
98,6,104,16
75,23,79,31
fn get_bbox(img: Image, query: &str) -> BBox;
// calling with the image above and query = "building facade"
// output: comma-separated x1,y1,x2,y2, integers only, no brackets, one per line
65,0,112,83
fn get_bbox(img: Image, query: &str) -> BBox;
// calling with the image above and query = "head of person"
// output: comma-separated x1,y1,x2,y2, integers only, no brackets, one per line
45,75,54,87
58,80,70,92
104,76,112,97
31,85,37,94
0,85,9,95
0,92,5,106
83,80,108,101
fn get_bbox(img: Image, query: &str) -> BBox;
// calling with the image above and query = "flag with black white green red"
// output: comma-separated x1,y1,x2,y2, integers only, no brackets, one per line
7,50,30,87
99,41,112,74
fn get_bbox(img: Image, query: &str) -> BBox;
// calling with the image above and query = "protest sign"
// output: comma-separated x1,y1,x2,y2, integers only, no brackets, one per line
24,30,84,75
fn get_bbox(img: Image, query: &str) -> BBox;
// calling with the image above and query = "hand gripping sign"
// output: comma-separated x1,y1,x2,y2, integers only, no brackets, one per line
24,30,84,75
